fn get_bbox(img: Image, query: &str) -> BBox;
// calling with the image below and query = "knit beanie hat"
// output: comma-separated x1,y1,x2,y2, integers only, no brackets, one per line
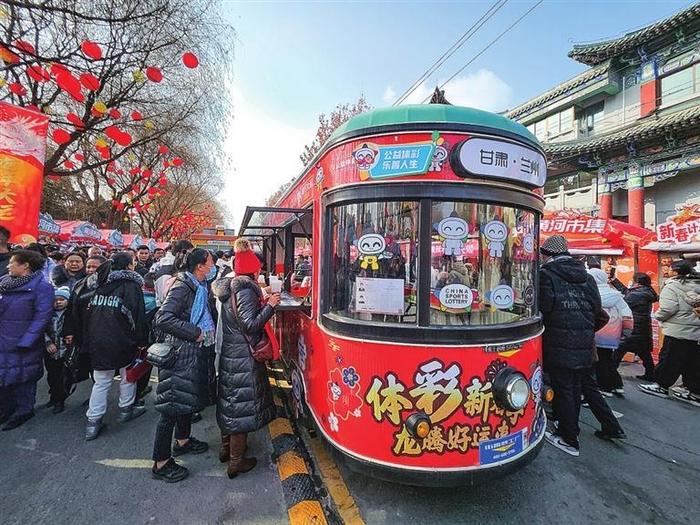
54,286,70,300
540,235,569,256
233,239,261,275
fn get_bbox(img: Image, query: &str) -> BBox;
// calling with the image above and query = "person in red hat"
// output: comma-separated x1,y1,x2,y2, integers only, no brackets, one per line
211,238,280,479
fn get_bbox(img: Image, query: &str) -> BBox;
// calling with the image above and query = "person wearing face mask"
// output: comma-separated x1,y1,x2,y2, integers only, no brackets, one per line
0,250,54,430
51,251,86,291
150,248,216,483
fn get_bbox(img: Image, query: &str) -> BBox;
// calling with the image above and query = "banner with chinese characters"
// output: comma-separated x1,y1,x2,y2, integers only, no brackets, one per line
656,202,700,244
0,102,50,244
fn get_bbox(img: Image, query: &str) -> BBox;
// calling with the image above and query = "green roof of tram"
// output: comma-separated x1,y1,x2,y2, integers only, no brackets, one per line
330,104,538,146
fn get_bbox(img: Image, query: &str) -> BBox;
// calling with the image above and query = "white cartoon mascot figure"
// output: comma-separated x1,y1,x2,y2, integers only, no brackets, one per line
437,213,469,257
483,220,508,258
429,142,449,172
352,143,379,181
356,233,386,271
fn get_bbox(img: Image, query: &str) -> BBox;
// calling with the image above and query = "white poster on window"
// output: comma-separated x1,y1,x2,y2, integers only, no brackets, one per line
355,277,405,315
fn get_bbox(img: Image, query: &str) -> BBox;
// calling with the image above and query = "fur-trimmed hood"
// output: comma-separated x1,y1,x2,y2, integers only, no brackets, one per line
106,269,144,286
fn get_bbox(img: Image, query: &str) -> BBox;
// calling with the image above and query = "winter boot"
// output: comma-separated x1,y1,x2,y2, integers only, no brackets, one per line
117,403,147,423
85,418,103,441
219,433,231,463
227,433,256,479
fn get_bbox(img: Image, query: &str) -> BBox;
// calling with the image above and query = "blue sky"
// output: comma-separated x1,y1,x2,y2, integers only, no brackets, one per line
220,0,694,225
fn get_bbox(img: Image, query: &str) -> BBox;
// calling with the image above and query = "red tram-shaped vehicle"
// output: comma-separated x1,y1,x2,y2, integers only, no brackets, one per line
238,104,549,486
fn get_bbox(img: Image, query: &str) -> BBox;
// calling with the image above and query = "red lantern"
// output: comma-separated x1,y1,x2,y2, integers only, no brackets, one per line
8,82,27,96
182,52,199,69
63,160,75,169
159,176,168,186
162,160,170,168
75,153,84,161
52,128,71,145
147,187,158,196
142,169,153,178
105,125,133,147
27,64,50,83
66,113,85,129
172,157,184,167
109,108,122,120
80,72,100,91
107,177,116,186
146,66,163,83
81,40,103,60
129,166,141,176
158,145,169,155
47,174,61,182
55,71,84,102
131,110,143,121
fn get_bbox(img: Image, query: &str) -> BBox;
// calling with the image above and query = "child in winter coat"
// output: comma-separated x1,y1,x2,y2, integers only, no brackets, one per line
44,286,71,414
588,269,633,395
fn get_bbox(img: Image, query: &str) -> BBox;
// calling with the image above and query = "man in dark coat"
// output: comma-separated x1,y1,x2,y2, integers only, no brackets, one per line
611,272,659,380
0,250,54,430
211,241,279,479
84,252,148,440
540,236,624,457
51,251,86,291
135,245,154,277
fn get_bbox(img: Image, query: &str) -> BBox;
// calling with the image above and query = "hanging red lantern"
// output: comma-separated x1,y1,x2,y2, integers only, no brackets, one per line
162,160,170,168
27,64,50,83
81,40,102,60
129,166,141,176
146,66,163,83
8,82,27,96
131,110,143,121
80,72,100,91
66,112,85,129
54,70,84,102
13,40,35,54
182,52,199,69
158,145,169,155
109,108,122,120
105,125,133,147
47,174,61,182
172,157,184,167
52,128,71,145
74,153,84,162
106,162,116,172
107,177,116,186
159,176,168,186
142,169,153,178
147,187,158,196
63,160,75,169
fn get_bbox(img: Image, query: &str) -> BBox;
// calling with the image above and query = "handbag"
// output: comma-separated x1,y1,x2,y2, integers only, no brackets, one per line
146,341,179,369
230,286,274,363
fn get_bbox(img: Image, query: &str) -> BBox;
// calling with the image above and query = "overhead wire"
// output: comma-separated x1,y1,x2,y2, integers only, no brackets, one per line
392,0,509,106
422,0,545,103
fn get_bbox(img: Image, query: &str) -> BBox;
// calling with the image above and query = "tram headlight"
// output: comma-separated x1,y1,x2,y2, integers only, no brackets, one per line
493,367,531,411
405,412,431,439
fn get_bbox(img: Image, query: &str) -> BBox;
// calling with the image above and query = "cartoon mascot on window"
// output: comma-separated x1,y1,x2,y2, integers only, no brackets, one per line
436,213,469,257
483,219,508,258
355,233,388,271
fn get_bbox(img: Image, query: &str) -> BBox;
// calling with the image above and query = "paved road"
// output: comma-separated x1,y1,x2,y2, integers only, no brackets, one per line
2,363,699,525
0,376,289,525
328,363,700,525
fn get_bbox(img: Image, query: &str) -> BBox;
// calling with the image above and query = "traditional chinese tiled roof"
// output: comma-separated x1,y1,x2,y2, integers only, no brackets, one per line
568,4,700,65
544,104,700,160
505,64,609,120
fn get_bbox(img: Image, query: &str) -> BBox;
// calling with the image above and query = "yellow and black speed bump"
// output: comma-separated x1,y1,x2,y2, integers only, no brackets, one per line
269,397,340,525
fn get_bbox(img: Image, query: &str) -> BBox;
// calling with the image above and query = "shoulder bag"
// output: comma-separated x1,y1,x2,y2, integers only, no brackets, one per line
230,287,274,363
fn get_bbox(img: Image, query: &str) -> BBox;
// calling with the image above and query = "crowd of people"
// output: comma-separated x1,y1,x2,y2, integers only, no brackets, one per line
0,224,281,483
1,222,699,476
539,235,700,458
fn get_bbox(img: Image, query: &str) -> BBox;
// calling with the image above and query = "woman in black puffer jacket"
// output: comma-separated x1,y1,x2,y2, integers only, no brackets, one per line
212,239,279,479
150,249,216,483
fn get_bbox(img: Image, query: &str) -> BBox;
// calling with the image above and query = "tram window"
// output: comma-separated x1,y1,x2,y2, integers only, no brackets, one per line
430,202,537,326
329,201,419,324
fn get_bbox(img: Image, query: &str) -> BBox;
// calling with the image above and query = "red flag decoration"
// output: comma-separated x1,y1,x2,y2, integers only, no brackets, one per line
80,72,100,91
81,40,102,60
146,66,163,83
182,52,199,69
0,102,50,243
